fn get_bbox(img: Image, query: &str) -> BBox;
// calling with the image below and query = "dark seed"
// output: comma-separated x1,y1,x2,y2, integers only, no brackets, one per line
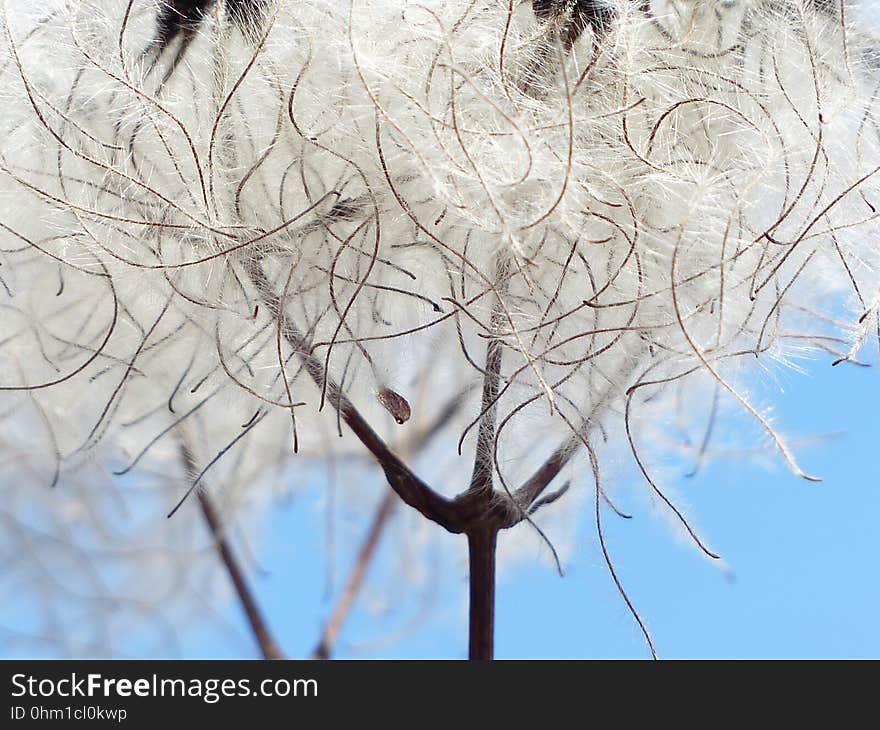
377,388,411,425
532,0,617,49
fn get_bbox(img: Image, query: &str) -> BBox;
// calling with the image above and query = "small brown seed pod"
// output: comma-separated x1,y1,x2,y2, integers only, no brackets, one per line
377,388,412,425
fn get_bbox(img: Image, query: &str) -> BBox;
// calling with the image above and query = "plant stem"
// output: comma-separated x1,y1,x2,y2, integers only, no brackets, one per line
245,260,462,532
197,492,285,660
312,490,396,659
467,527,498,660
179,439,284,660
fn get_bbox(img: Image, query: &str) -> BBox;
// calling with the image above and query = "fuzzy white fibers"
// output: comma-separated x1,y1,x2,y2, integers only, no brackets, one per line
0,0,878,653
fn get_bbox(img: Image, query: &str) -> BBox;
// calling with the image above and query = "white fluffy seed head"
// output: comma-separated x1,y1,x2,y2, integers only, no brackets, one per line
0,0,878,652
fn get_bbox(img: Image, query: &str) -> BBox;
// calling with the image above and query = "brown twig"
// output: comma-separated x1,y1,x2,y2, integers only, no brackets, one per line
511,438,578,518
245,259,463,533
467,526,498,660
312,490,396,659
460,258,510,658
466,260,509,496
179,440,285,660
